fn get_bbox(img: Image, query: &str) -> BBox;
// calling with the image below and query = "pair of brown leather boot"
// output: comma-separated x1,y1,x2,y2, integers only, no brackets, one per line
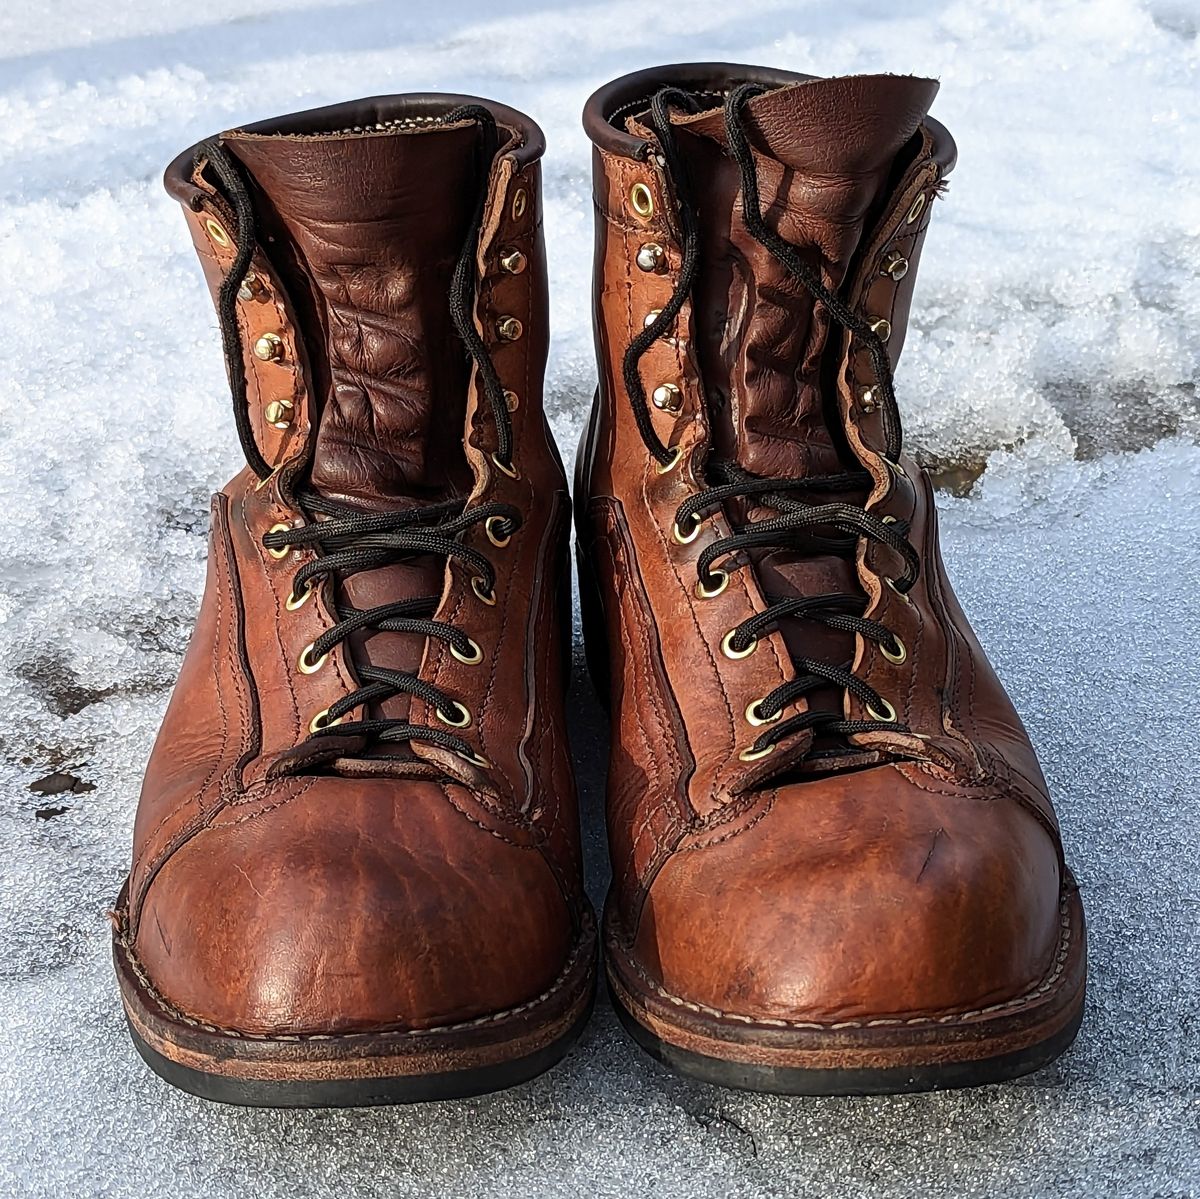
112,63,1086,1106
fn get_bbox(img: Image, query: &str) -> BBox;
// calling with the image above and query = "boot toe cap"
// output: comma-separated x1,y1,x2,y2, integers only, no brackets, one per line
132,779,573,1036
630,767,1064,1026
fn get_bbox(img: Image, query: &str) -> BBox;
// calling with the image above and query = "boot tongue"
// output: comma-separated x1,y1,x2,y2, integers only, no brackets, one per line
223,121,482,507
223,119,486,749
663,74,938,480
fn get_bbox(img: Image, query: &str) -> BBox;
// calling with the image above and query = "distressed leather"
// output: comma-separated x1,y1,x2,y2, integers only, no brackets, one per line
579,64,1074,1024
120,95,585,1037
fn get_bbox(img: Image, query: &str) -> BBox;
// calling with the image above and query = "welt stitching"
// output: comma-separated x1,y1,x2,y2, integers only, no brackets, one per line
118,911,593,1040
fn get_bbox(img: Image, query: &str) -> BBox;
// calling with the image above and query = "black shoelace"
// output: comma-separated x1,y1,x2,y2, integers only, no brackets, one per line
626,83,921,759
198,105,516,763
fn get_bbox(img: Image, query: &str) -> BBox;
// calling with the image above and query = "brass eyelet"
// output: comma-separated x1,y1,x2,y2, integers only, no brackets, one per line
867,697,898,723
503,389,520,412
643,308,663,329
745,699,781,727
450,637,484,665
485,515,512,547
265,522,292,560
721,630,757,660
881,514,898,525
511,188,527,220
656,445,684,475
869,318,892,343
696,568,729,599
739,742,776,762
284,580,316,611
297,643,327,674
471,575,497,605
309,707,346,734
906,193,927,224
880,635,907,665
436,701,472,729
629,182,655,219
491,452,520,480
204,218,230,247
884,576,913,605
456,748,491,768
672,512,701,545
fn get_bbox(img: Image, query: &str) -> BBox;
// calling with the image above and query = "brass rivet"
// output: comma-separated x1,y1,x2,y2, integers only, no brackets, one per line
204,218,230,247
263,399,293,429
739,742,776,762
882,251,909,281
696,568,729,599
237,271,267,301
496,315,523,342
499,247,527,275
906,193,927,224
672,513,701,545
308,707,346,734
881,635,907,665
297,643,328,675
869,318,892,343
511,188,528,220
450,637,484,665
436,701,472,729
745,699,782,727
866,696,898,723
253,332,285,362
630,182,655,219
265,522,292,560
636,242,666,273
652,383,683,412
503,389,520,412
721,630,757,660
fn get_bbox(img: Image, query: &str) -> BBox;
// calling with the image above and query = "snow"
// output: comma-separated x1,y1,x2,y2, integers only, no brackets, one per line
0,0,1197,1195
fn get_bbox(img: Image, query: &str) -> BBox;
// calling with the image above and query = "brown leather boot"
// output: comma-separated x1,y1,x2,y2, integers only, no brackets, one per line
578,64,1086,1094
111,96,595,1106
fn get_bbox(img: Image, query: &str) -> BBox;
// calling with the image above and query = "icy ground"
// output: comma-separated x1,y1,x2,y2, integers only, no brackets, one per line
1,0,1198,1195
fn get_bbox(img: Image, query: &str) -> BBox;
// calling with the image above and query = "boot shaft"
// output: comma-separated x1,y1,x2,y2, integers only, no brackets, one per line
165,94,557,505
583,63,955,489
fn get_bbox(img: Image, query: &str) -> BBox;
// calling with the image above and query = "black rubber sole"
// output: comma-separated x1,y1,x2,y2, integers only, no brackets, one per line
127,988,595,1108
609,979,1084,1096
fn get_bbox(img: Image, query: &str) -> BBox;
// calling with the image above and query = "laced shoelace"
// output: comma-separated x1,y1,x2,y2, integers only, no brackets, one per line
625,83,922,760
198,105,517,764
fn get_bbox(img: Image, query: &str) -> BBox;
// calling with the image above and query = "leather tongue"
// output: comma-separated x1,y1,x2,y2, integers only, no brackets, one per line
223,120,482,506
223,119,487,749
663,74,938,480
